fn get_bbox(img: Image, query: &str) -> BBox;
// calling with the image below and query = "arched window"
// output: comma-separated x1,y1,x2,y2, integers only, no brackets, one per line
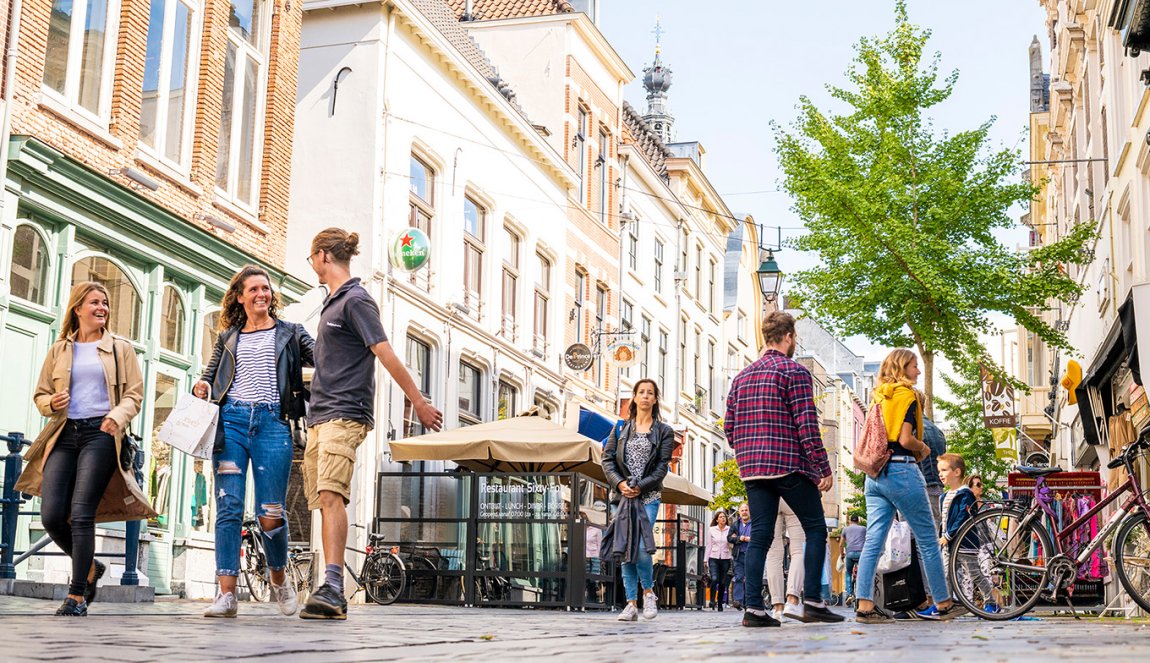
9,225,50,305
201,310,221,366
71,256,142,339
160,286,185,352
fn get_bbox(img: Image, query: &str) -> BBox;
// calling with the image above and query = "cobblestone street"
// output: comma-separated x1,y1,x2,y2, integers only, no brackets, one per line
3,596,1150,662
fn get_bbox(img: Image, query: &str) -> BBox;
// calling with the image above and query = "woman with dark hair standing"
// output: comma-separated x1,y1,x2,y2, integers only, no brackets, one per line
705,510,732,611
603,378,674,621
194,265,315,618
16,282,155,616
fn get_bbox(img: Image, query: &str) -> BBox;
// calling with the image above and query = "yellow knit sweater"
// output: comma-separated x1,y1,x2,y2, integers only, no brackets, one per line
873,383,924,444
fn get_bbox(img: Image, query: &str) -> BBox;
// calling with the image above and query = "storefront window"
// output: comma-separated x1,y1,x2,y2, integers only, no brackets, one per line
148,373,180,528
9,225,50,305
160,285,185,353
201,310,221,365
71,256,142,339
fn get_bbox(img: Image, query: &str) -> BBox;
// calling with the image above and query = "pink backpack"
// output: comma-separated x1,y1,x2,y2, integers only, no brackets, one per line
853,401,891,478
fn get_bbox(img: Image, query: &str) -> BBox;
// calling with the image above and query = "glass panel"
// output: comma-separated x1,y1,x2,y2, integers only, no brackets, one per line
533,292,547,345
71,256,142,339
78,0,109,114
44,0,73,93
463,198,483,238
10,226,49,305
228,0,262,45
201,310,220,366
537,254,550,290
140,0,165,148
165,0,193,163
215,43,237,190
148,373,180,528
376,472,471,523
458,362,480,420
497,382,516,420
237,55,259,205
463,243,481,303
504,229,519,268
160,286,185,352
403,338,430,438
409,156,431,202
501,269,515,322
189,456,214,533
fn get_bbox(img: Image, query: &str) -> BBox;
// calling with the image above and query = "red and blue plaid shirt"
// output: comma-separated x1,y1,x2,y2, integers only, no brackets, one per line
724,349,832,483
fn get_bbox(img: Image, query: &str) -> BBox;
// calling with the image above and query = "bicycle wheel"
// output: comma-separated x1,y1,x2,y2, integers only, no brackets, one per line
948,507,1052,621
362,554,406,606
290,552,315,604
240,553,272,602
1113,511,1150,613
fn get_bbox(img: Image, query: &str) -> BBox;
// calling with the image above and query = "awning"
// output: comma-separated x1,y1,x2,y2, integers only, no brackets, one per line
1077,290,1146,445
577,407,619,447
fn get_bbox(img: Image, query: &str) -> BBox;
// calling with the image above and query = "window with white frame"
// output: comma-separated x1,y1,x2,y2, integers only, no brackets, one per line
534,253,551,351
574,270,586,344
462,196,486,313
658,328,669,387
458,361,482,426
141,0,198,167
627,220,639,271
694,327,702,396
707,339,716,413
694,245,703,298
575,106,588,204
409,154,435,290
640,315,651,378
215,0,268,208
621,299,633,377
160,285,186,353
598,129,610,223
9,224,50,305
404,337,432,438
678,317,687,388
653,239,664,292
497,380,518,420
708,258,716,311
737,310,747,342
501,227,519,337
43,0,120,120
595,284,607,383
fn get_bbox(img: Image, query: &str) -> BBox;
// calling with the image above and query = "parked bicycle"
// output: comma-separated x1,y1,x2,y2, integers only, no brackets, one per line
237,518,271,602
345,532,407,606
948,437,1150,620
287,546,315,604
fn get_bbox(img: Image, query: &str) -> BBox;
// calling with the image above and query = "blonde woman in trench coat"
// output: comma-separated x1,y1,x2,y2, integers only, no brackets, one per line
14,281,156,616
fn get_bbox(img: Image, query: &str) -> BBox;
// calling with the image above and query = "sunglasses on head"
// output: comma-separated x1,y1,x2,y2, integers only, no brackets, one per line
972,482,983,488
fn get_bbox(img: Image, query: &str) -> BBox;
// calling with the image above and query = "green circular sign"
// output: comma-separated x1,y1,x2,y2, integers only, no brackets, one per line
390,228,431,272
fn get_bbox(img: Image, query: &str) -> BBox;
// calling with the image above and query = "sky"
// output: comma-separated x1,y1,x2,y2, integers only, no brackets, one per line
600,1,1049,375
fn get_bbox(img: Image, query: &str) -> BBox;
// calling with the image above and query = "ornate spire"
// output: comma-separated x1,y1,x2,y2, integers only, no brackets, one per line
642,17,674,144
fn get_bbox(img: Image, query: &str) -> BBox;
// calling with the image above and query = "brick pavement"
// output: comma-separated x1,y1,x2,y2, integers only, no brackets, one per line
1,596,1149,662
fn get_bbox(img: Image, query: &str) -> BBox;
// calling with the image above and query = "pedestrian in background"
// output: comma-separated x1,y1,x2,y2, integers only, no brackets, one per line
920,418,948,525
853,349,964,623
302,228,444,620
967,474,987,503
728,502,752,610
195,265,315,618
705,511,732,611
937,453,1000,613
841,515,866,602
764,500,806,620
16,282,155,616
724,311,842,627
603,378,674,622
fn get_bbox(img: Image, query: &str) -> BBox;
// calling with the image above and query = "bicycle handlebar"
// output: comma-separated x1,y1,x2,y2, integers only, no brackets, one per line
1109,438,1150,469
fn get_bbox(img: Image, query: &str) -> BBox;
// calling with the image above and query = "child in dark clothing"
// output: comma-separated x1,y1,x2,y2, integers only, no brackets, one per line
937,453,1000,613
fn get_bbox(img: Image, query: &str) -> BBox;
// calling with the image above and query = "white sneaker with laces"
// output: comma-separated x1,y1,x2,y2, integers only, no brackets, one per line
642,592,658,620
272,581,298,616
783,602,805,622
203,592,238,618
617,603,639,621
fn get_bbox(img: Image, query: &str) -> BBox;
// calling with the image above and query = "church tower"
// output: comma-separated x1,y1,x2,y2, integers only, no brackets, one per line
643,20,674,144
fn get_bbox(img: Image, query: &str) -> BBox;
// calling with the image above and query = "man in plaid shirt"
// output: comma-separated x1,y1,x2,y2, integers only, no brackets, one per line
724,311,841,627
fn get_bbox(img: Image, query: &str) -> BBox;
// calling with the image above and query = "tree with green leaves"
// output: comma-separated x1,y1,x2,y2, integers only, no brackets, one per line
774,1,1093,415
843,468,868,522
710,458,745,511
934,360,1012,488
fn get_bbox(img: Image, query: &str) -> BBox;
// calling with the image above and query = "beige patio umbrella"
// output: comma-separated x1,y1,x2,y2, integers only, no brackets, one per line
387,415,713,507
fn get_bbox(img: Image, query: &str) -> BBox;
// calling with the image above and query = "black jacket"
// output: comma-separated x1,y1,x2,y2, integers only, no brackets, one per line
201,319,315,447
603,419,675,498
599,495,657,564
728,518,752,559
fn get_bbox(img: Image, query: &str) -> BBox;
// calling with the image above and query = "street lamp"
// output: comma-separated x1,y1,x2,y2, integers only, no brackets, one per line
756,249,783,302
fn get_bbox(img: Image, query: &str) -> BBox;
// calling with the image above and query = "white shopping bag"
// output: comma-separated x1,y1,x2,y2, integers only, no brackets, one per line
876,520,912,574
157,392,219,459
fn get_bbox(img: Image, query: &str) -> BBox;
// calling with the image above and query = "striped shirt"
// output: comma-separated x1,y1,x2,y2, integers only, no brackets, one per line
229,328,279,404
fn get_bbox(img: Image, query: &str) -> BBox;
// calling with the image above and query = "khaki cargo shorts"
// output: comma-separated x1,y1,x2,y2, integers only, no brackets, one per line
303,419,370,509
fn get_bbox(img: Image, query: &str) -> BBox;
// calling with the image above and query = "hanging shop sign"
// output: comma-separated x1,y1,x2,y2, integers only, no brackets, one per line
980,364,1018,429
992,428,1019,462
564,343,594,371
608,342,640,368
389,227,431,272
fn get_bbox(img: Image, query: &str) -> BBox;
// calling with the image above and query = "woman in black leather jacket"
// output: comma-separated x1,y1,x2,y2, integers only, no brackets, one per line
603,378,674,621
192,265,315,618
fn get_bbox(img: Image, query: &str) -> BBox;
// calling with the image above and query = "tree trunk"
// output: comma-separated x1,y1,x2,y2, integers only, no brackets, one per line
920,348,934,420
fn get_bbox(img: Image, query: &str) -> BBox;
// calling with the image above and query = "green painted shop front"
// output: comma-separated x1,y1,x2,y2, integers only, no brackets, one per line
0,136,309,597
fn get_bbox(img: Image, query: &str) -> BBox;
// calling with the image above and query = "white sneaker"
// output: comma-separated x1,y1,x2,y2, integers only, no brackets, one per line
783,602,805,622
642,592,658,620
272,581,298,616
617,603,639,621
772,607,784,620
203,592,237,618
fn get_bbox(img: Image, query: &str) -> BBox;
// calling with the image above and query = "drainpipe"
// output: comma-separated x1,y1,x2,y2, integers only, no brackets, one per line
671,218,684,427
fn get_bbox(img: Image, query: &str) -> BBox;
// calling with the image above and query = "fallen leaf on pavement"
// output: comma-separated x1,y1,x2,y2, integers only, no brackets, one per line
479,634,495,641
971,635,989,641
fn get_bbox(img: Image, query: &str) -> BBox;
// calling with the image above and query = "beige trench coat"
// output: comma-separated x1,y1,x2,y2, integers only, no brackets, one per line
14,328,158,522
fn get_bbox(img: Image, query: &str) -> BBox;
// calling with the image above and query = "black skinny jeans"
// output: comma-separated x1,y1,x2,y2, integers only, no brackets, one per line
743,474,828,611
39,418,118,596
708,557,731,606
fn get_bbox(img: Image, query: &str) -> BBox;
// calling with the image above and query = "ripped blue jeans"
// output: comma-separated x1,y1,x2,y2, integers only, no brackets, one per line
214,400,292,577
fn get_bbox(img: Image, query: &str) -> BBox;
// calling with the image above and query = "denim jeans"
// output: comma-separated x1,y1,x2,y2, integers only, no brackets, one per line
708,557,731,605
743,474,828,611
731,552,746,605
621,500,660,601
854,463,951,604
844,551,861,597
40,418,118,596
214,401,293,576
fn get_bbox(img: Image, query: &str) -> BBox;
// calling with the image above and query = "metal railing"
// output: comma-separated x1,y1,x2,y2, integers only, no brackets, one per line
1,431,144,585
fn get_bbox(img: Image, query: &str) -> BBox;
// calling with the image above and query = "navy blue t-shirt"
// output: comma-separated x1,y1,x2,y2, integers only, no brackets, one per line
309,278,387,428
